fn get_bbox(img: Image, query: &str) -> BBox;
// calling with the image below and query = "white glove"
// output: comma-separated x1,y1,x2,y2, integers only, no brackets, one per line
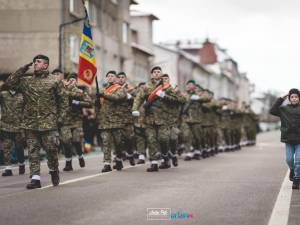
222,105,228,110
156,90,166,98
132,111,140,117
127,93,132,99
72,100,80,105
190,94,200,100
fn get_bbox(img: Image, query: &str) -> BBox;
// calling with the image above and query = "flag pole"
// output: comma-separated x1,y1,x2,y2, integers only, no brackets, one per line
81,0,100,98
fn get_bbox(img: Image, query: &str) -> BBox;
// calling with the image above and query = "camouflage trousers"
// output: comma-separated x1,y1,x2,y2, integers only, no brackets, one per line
169,126,181,156
26,130,59,176
0,130,25,166
145,124,170,161
222,128,232,147
120,124,136,156
59,126,83,159
134,126,147,156
100,128,123,163
202,126,218,150
185,123,203,152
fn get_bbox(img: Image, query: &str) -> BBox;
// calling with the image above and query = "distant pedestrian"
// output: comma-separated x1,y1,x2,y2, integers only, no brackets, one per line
270,88,300,189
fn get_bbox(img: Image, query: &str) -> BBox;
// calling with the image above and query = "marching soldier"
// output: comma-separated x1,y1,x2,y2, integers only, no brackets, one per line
116,72,136,166
182,80,209,160
58,73,92,171
97,71,127,172
133,82,147,164
132,67,183,172
3,55,63,189
160,74,186,167
0,86,25,176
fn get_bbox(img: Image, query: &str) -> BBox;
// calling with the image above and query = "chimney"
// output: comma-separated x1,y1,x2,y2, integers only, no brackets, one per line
199,39,217,65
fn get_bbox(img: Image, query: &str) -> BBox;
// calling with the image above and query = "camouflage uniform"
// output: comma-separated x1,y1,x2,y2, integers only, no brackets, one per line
4,66,64,179
202,100,220,155
0,89,25,172
162,86,186,161
96,83,127,164
132,80,183,164
59,81,91,167
119,84,136,160
218,106,232,151
181,90,209,159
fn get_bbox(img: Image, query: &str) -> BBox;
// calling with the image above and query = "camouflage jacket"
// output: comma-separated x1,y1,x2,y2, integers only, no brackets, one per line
117,83,136,126
161,86,186,126
96,83,127,129
202,99,220,127
4,66,65,131
217,107,232,129
132,80,186,126
0,89,24,132
60,81,92,128
182,91,210,124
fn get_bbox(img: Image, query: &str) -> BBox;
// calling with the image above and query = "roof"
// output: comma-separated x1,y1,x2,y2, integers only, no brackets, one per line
130,10,159,20
132,42,154,56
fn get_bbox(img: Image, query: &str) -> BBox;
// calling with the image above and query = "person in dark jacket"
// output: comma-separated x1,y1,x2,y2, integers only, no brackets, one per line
270,88,300,189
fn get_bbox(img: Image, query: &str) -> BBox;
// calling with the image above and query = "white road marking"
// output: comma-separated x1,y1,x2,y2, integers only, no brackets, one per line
268,170,292,225
40,163,145,189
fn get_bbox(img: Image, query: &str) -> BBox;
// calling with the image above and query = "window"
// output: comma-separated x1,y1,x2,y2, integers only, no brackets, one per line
69,0,81,17
122,22,129,43
85,1,98,26
69,34,80,63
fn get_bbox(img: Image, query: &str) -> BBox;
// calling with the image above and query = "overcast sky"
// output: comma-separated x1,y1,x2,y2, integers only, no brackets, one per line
132,0,300,95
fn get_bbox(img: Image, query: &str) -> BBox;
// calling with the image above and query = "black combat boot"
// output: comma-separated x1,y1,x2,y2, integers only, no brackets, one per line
292,179,299,190
101,164,112,173
26,179,41,189
172,156,178,167
128,156,135,166
147,163,159,172
19,165,25,175
2,169,13,177
63,160,73,171
79,157,85,168
290,169,294,181
114,160,123,171
159,159,171,169
50,171,60,186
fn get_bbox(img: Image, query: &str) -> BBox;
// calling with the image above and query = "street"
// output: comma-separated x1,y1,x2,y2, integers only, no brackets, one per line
0,131,298,225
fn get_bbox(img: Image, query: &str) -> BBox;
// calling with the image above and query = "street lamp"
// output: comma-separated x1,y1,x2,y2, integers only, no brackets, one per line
59,17,85,70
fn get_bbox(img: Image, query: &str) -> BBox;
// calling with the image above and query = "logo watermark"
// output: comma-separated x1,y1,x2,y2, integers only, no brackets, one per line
147,208,193,220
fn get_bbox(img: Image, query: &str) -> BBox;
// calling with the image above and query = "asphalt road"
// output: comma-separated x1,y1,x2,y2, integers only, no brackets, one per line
0,131,296,225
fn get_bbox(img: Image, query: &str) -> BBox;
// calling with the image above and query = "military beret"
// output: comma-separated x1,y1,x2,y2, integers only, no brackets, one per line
161,73,169,78
106,70,117,77
67,72,78,80
151,66,162,73
33,54,49,63
52,68,63,74
117,72,126,77
186,79,196,85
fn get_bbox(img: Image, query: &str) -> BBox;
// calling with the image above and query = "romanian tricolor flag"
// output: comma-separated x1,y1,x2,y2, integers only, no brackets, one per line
78,18,97,86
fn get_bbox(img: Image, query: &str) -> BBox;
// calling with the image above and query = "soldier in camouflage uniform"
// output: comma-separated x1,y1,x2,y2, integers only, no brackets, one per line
116,72,136,166
96,71,127,173
133,82,147,164
0,86,25,176
202,90,220,156
218,98,233,151
230,101,242,150
132,66,184,172
161,74,186,168
182,80,209,161
57,73,92,171
4,55,64,189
